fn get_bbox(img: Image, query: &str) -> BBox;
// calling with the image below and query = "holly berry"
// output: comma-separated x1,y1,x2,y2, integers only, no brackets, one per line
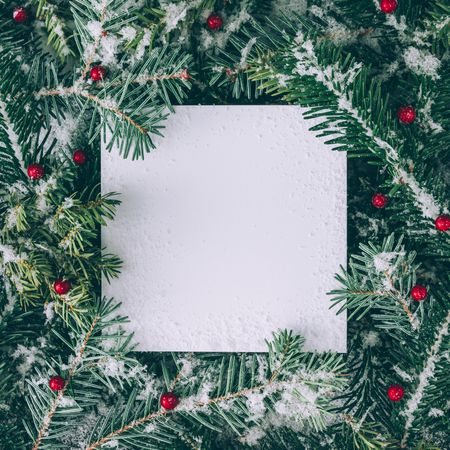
13,7,28,23
73,149,87,166
207,14,223,31
53,279,71,296
410,284,427,302
160,392,179,410
435,214,450,232
387,384,404,402
379,0,398,14
27,164,45,180
397,106,416,124
372,193,388,209
90,65,106,81
49,375,65,392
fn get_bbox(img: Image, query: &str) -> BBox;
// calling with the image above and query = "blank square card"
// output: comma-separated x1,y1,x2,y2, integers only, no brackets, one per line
102,106,346,352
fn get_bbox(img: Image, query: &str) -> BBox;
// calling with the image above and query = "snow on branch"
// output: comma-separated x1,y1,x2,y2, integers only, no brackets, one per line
200,2,252,52
35,66,189,137
0,99,26,175
85,334,343,449
37,86,147,134
371,0,443,80
401,310,450,446
85,373,339,450
291,32,444,222
396,169,442,220
31,315,100,450
331,236,423,334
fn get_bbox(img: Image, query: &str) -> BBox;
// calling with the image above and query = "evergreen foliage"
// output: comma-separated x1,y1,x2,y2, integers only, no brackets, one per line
0,0,449,449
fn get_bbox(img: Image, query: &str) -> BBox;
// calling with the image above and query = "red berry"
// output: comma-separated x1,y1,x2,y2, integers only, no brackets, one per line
397,106,416,124
411,284,427,302
207,14,223,31
90,65,106,81
53,279,71,296
160,392,179,410
435,214,450,232
13,7,28,23
73,149,87,165
27,164,45,180
379,0,398,14
387,384,404,402
180,69,190,80
49,375,65,392
372,193,388,209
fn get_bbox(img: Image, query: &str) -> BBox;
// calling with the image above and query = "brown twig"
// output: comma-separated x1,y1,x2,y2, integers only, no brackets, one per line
35,68,189,134
383,271,418,330
269,340,290,383
349,274,418,331
85,357,289,450
97,69,191,88
86,384,268,450
37,87,148,135
32,315,100,450
168,353,195,391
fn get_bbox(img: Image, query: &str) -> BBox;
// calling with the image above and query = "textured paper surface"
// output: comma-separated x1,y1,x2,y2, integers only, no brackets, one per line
102,106,347,352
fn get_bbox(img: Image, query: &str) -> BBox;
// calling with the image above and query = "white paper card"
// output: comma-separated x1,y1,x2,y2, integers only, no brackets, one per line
102,106,346,352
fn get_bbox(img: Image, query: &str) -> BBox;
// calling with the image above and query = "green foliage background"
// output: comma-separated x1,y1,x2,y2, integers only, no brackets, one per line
0,0,449,449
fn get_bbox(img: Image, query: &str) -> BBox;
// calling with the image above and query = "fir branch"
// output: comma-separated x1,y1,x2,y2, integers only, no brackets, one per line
330,234,423,334
85,379,323,450
34,46,192,158
291,41,440,221
85,332,345,449
31,0,74,61
76,0,108,81
36,86,148,134
400,309,450,447
244,19,447,224
31,314,100,450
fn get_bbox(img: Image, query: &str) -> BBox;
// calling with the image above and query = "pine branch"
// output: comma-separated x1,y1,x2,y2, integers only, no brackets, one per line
239,18,448,228
25,298,141,449
85,331,345,449
31,314,99,450
35,47,192,159
400,309,450,447
31,0,74,61
0,165,121,322
330,234,424,335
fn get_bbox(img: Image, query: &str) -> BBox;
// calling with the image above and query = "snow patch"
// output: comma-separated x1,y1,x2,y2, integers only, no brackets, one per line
362,330,380,348
428,408,443,417
404,47,441,80
44,302,55,324
397,169,441,219
393,365,414,382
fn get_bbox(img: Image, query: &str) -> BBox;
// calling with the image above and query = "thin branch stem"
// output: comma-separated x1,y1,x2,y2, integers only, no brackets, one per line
382,271,419,330
35,68,189,136
169,353,195,391
86,356,290,450
32,315,100,450
97,69,190,87
37,86,148,134
78,1,107,81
